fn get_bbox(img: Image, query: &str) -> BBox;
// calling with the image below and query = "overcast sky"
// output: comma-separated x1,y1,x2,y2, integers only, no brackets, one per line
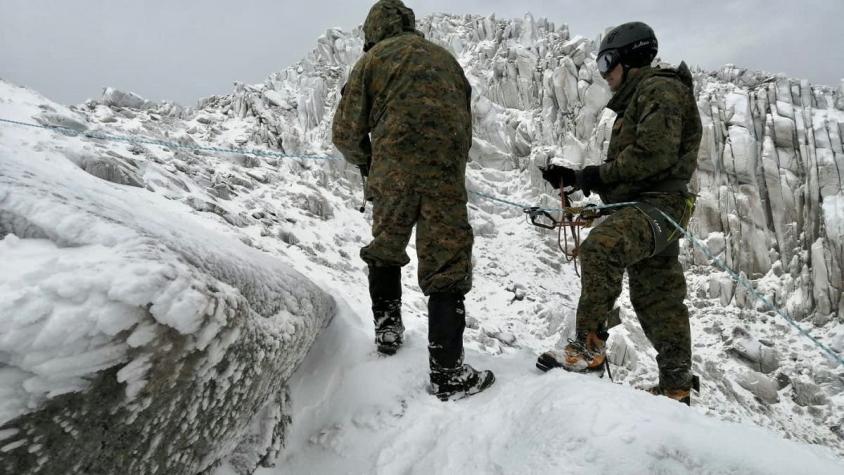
1,0,841,105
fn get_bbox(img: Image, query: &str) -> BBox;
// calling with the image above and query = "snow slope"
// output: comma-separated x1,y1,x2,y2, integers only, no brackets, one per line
250,302,844,475
0,81,335,474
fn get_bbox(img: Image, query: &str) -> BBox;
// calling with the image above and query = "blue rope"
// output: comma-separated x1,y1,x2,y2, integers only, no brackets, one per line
472,183,843,366
466,189,637,214
0,117,339,161
2,116,841,366
654,209,844,367
466,189,532,209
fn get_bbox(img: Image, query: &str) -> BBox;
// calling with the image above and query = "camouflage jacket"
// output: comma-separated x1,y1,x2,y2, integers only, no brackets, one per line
597,64,702,203
331,0,473,197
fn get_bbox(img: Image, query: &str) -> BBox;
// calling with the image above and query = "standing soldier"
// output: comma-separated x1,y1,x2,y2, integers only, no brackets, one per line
332,0,494,401
536,22,702,405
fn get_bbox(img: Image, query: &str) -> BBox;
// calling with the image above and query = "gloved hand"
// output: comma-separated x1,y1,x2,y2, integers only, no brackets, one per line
575,165,602,197
539,164,577,189
358,160,371,178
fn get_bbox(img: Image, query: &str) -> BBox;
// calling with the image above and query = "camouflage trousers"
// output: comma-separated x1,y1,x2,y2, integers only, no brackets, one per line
576,193,692,390
361,189,473,295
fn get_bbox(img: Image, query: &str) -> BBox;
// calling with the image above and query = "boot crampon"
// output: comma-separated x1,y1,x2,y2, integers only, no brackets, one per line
536,330,607,374
430,361,495,401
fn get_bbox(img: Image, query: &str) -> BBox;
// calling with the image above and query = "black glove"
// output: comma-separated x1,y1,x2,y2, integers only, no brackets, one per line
575,165,602,197
358,160,371,178
539,164,577,189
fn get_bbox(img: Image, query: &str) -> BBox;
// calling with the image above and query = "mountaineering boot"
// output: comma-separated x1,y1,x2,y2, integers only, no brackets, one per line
646,386,691,405
536,330,607,373
427,293,495,400
645,375,700,406
368,265,404,355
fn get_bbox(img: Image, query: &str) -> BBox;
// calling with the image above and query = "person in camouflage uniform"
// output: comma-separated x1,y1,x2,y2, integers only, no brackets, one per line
536,22,703,405
332,0,494,400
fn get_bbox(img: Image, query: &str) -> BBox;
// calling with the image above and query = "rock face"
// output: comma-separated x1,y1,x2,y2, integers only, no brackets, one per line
690,68,844,324
729,326,781,373
0,85,336,474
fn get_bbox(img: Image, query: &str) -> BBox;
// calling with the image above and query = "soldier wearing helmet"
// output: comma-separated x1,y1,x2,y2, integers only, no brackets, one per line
537,22,703,405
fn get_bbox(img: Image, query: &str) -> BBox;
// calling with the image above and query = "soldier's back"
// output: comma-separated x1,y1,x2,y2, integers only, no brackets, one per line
366,32,472,173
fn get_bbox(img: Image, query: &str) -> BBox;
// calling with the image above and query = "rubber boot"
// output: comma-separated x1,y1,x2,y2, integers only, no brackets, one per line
428,293,494,400
368,265,403,355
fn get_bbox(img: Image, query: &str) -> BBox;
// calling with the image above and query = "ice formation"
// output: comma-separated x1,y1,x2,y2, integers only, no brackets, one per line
0,82,335,474
0,10,842,475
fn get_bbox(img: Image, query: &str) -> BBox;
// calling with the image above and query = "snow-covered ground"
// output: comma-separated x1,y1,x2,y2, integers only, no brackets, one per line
1,11,844,473
2,75,843,472
0,81,336,473
243,300,843,475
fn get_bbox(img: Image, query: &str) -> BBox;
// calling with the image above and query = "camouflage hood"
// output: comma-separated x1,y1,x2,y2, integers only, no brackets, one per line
363,0,417,52
607,62,694,115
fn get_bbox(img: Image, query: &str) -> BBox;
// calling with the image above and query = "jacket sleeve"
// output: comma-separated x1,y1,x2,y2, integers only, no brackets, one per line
332,58,372,167
599,77,684,184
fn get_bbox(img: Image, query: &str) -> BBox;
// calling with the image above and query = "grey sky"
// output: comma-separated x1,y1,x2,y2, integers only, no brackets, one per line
1,0,841,106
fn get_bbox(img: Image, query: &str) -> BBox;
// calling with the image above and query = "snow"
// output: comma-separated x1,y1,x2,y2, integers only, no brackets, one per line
229,299,843,475
2,10,844,473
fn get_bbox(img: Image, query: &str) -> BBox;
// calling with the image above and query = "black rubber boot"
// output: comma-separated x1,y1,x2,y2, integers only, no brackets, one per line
368,266,403,355
428,293,494,400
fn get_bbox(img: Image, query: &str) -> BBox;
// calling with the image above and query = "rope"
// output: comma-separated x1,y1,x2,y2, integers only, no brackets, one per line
2,117,841,366
0,117,339,161
654,209,844,367
470,186,842,366
465,189,533,209
556,179,582,276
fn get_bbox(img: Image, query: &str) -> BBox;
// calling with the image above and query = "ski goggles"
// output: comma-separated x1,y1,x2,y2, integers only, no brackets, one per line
596,49,621,77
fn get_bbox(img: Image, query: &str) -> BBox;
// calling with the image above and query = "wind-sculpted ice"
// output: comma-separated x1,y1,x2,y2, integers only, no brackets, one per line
0,82,335,475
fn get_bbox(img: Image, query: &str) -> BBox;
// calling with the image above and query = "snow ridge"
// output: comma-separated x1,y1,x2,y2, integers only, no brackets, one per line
0,81,335,474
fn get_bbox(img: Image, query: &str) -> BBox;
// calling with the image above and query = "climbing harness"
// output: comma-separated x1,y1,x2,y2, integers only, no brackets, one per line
524,190,841,367
631,194,696,258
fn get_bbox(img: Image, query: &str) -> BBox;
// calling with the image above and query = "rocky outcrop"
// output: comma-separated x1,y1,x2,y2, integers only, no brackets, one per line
0,101,336,474
689,69,844,323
